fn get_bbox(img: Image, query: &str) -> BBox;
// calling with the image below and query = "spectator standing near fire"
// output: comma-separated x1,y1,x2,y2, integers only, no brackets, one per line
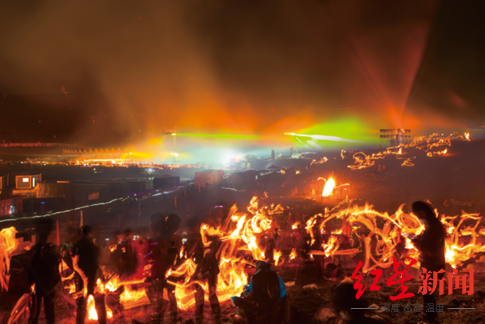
27,218,61,324
192,240,221,324
72,226,107,324
145,213,181,324
409,201,446,324
183,216,221,324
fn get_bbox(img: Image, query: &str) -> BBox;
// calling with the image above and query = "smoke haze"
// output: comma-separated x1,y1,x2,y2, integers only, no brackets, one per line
1,0,484,149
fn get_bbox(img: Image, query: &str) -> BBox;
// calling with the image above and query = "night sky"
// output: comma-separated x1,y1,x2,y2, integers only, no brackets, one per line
0,0,484,143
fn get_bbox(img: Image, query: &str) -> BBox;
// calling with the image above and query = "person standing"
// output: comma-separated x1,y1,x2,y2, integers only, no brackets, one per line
193,241,221,324
410,201,446,324
145,213,181,324
28,218,61,324
72,226,107,324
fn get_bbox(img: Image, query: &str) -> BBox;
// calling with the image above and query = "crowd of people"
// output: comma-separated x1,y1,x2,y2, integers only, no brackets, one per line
26,212,219,324
22,200,445,324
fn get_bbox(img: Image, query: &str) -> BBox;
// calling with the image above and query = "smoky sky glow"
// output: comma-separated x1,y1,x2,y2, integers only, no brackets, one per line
0,0,484,155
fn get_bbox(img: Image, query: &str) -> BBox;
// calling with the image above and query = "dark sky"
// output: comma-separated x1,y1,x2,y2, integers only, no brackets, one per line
0,0,484,139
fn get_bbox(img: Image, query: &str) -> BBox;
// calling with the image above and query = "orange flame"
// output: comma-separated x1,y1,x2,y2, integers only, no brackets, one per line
322,178,336,197
86,295,113,321
120,285,150,310
0,227,19,291
165,197,284,310
348,131,468,170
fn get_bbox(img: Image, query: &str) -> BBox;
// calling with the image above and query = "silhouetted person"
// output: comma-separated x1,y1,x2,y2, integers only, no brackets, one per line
193,240,221,324
145,213,180,324
117,228,138,279
168,240,178,261
263,234,275,263
328,281,388,324
60,226,79,274
232,261,287,324
28,218,61,324
133,226,150,280
72,226,106,324
410,201,446,324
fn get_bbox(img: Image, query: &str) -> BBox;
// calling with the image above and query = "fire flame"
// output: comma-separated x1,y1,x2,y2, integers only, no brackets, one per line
304,201,485,272
0,227,19,291
348,132,469,170
164,197,285,310
86,294,113,321
322,178,336,197
120,285,150,310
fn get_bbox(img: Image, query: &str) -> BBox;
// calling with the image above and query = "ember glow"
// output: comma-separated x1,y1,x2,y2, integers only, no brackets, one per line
165,197,285,310
86,294,113,321
322,178,336,197
347,132,470,170
119,285,150,310
0,227,18,291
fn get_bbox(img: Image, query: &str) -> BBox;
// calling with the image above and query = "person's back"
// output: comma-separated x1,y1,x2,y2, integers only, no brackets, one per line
133,238,150,280
252,268,281,304
250,262,281,324
411,202,446,270
29,243,61,294
72,226,107,324
75,235,99,276
28,218,61,324
417,222,445,266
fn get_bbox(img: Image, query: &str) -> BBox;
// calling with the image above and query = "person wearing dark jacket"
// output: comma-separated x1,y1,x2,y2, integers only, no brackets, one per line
145,213,181,324
72,226,107,324
28,218,61,324
410,201,446,324
193,241,221,324
232,261,287,324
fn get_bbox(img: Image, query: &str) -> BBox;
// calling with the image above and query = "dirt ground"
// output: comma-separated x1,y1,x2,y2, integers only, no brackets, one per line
2,263,483,324
1,138,484,323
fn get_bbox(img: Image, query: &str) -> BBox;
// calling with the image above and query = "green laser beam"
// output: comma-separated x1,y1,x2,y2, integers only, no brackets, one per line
174,133,260,139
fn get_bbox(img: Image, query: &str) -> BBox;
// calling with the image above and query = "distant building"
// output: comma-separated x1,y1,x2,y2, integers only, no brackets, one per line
153,176,180,189
380,129,411,145
0,196,22,217
12,173,42,190
0,175,6,191
194,170,224,191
